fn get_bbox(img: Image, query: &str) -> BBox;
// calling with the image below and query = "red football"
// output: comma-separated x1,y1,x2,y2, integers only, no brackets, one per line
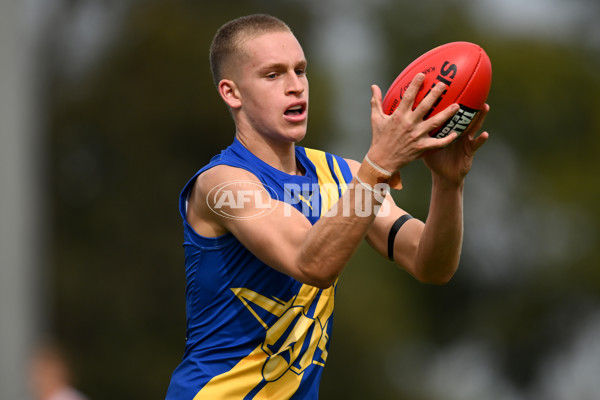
382,41,492,139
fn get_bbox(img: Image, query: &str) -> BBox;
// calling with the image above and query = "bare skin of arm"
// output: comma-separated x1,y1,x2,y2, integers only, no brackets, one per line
358,103,489,284
188,73,489,288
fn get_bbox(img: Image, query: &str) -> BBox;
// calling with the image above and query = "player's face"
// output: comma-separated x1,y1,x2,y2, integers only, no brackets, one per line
234,31,309,144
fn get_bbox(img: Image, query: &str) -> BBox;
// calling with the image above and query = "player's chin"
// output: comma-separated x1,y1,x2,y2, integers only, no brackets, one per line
285,124,308,143
291,130,308,143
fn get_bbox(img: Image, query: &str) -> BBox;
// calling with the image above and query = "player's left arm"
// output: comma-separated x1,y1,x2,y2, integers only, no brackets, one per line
353,104,490,284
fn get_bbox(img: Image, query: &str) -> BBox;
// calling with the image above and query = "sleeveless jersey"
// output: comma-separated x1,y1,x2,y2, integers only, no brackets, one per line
165,138,353,399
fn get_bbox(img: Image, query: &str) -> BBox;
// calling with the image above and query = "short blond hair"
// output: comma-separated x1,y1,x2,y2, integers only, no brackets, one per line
209,14,291,87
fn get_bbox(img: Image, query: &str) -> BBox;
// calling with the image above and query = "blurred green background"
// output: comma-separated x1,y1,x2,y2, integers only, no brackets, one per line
3,0,600,399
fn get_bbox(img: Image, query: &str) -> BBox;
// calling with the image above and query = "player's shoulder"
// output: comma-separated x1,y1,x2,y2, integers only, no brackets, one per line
194,164,260,197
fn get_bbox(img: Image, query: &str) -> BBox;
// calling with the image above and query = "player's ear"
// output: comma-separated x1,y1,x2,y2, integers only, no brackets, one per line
218,79,242,109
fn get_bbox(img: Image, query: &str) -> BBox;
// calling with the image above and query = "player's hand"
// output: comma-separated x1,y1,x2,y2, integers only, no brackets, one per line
367,73,460,172
423,104,490,184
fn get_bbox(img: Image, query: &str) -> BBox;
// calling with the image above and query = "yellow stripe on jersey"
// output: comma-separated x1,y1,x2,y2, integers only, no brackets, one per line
303,148,346,216
194,284,335,399
331,155,348,195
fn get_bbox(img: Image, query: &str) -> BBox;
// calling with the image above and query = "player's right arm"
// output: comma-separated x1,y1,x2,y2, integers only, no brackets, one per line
188,164,377,289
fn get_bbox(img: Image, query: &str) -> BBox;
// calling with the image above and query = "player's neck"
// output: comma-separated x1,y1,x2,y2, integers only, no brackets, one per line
236,131,301,175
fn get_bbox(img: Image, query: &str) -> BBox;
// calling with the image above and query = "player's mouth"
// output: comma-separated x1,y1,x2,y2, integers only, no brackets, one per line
284,102,307,122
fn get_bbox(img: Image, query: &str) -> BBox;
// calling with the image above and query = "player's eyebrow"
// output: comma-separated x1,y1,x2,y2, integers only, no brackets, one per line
259,59,307,73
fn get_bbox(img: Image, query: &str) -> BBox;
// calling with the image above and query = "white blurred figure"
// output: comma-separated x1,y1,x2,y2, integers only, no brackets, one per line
29,343,89,400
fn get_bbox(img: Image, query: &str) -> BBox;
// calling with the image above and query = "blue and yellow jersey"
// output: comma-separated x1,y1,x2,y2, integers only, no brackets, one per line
166,138,353,400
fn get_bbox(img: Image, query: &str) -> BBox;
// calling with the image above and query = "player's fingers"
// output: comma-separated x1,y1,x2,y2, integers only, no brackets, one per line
427,102,460,132
370,84,383,116
414,81,447,117
466,104,490,139
398,73,425,113
433,131,459,148
471,131,489,152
